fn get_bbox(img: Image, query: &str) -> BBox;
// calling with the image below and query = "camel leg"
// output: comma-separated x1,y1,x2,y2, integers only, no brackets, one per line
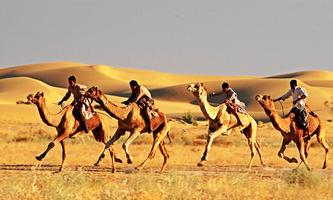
158,140,169,172
36,130,70,162
304,141,310,158
316,128,329,169
136,133,160,170
122,130,141,164
137,124,170,170
277,138,298,163
247,138,256,169
254,141,265,166
295,139,311,171
198,128,222,166
96,128,125,165
59,140,66,171
107,145,116,173
36,142,56,161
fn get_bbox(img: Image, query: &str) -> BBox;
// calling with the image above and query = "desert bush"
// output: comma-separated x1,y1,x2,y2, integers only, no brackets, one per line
283,169,322,188
182,111,194,124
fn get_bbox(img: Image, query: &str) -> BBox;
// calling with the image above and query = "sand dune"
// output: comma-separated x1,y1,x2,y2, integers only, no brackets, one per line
0,77,65,104
0,62,253,94
267,70,333,80
151,79,330,109
0,62,332,121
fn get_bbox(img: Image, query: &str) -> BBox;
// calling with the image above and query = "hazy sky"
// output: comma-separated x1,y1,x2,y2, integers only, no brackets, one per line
1,0,332,75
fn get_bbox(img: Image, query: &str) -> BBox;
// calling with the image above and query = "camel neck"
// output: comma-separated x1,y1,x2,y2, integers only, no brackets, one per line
101,100,131,121
36,100,63,127
197,95,218,121
266,109,289,133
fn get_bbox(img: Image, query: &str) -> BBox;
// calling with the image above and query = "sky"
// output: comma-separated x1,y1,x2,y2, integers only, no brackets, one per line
0,0,332,75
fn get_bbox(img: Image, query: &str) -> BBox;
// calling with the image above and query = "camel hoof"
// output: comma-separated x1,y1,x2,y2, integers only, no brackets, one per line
111,169,116,173
115,158,123,163
322,165,327,169
197,160,206,167
53,169,63,174
291,158,298,163
36,155,43,161
94,162,100,167
127,158,133,164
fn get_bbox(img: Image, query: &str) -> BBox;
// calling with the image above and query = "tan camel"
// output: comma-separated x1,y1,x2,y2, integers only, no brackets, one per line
84,86,171,172
187,83,265,168
256,95,329,170
28,92,122,172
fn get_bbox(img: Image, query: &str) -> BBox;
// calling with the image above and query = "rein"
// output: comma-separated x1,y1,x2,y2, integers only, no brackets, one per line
98,96,109,107
277,100,285,117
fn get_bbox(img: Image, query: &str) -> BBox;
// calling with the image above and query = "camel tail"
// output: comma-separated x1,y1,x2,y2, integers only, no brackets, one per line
305,104,319,118
167,131,172,144
96,111,114,121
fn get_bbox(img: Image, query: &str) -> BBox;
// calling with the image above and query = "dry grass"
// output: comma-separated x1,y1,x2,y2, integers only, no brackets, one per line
1,119,333,199
0,169,332,200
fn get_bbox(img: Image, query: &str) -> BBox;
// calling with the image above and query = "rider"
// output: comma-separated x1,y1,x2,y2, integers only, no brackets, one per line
273,79,310,139
210,82,245,126
58,75,90,133
122,80,154,133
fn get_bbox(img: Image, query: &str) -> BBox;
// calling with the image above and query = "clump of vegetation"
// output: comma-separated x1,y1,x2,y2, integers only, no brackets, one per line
182,111,195,124
283,169,322,188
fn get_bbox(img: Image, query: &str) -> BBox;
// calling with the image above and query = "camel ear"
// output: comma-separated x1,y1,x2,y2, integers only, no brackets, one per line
200,82,204,86
268,95,271,99
41,92,44,97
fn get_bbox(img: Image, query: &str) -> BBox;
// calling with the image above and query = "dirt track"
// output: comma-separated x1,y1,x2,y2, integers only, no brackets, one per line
1,164,333,178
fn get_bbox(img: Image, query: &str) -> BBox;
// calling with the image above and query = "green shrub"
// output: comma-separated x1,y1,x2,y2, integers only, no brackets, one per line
182,111,194,124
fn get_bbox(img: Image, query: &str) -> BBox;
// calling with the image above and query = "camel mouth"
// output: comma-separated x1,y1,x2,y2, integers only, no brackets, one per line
255,95,263,101
187,85,195,92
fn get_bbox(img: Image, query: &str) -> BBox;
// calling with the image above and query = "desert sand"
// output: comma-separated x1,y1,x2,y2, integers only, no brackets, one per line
0,62,333,199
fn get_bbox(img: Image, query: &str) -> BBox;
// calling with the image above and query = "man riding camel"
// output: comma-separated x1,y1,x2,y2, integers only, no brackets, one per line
122,80,154,133
210,82,246,126
273,79,310,140
58,75,91,133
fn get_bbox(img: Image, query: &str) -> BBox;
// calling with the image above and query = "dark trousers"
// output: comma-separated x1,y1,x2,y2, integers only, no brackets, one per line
290,107,308,129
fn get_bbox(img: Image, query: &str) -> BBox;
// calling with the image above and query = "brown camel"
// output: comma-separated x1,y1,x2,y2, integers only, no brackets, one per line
28,92,122,172
256,94,329,170
187,83,265,168
84,86,171,172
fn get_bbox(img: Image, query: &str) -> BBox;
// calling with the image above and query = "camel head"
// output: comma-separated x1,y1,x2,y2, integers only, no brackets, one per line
255,94,276,114
85,86,107,103
187,82,208,99
27,92,45,105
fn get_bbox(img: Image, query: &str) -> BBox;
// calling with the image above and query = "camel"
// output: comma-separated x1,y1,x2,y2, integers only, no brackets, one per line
28,92,122,172
256,95,329,170
187,83,265,168
84,86,171,172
